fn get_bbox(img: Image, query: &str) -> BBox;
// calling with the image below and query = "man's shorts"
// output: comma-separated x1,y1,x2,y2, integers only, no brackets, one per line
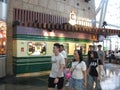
48,77,64,89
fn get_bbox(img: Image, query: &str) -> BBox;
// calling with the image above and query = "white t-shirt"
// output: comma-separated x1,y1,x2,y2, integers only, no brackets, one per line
72,61,86,79
60,50,67,59
49,53,65,78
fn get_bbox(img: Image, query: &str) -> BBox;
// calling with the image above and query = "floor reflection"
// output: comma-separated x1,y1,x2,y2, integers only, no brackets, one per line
101,64,120,90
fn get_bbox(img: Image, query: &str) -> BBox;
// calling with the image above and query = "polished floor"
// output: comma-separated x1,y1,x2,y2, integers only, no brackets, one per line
0,63,120,90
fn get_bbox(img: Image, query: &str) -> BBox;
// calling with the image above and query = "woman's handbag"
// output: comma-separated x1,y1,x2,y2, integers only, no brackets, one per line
64,62,79,80
64,61,72,79
64,69,72,79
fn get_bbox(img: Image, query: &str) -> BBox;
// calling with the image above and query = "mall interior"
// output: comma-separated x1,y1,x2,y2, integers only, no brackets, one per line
0,0,120,90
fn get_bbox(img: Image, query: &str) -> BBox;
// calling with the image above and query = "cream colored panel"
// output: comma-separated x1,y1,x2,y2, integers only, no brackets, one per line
17,40,28,57
69,43,75,55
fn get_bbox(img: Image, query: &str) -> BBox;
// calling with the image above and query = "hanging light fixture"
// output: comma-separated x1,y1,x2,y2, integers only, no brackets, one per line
69,11,77,25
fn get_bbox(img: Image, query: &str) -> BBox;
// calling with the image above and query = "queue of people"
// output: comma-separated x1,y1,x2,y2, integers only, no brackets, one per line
48,43,105,90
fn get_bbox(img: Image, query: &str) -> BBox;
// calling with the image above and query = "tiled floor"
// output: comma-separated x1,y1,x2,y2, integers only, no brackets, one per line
0,63,120,90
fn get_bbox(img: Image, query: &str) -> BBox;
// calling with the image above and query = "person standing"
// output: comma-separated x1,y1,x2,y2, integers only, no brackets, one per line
87,45,94,67
97,45,105,64
60,44,67,64
87,51,102,90
80,46,83,54
69,50,87,90
59,44,69,87
48,43,65,90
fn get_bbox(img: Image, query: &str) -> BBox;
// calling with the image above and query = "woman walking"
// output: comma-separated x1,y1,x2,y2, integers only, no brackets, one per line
87,51,102,90
69,50,87,90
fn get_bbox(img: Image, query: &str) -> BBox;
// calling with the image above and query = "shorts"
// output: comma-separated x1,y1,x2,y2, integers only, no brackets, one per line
69,77,84,90
48,77,64,89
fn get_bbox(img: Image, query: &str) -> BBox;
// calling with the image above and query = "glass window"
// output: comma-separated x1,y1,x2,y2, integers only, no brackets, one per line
28,42,46,56
75,43,86,55
63,43,69,54
0,0,6,3
5,0,8,3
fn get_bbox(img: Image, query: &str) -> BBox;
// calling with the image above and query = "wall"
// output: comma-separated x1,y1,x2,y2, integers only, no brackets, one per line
12,35,90,74
13,39,90,57
7,0,96,75
11,26,92,75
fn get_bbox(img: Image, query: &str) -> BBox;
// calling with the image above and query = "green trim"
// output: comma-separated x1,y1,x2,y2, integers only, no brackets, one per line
13,54,87,75
13,56,51,59
13,34,90,42
13,56,51,74
13,55,74,74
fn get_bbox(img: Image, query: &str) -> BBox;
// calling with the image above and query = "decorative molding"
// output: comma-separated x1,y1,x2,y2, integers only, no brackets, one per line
13,8,120,36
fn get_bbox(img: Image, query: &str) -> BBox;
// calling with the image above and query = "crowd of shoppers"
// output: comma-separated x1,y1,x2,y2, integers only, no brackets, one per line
48,43,105,90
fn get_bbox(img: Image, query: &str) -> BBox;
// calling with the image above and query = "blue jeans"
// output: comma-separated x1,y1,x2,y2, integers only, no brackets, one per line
87,75,102,90
69,77,84,90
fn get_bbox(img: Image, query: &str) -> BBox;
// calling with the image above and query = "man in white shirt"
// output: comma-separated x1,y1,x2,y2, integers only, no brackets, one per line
60,44,67,64
48,43,65,90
